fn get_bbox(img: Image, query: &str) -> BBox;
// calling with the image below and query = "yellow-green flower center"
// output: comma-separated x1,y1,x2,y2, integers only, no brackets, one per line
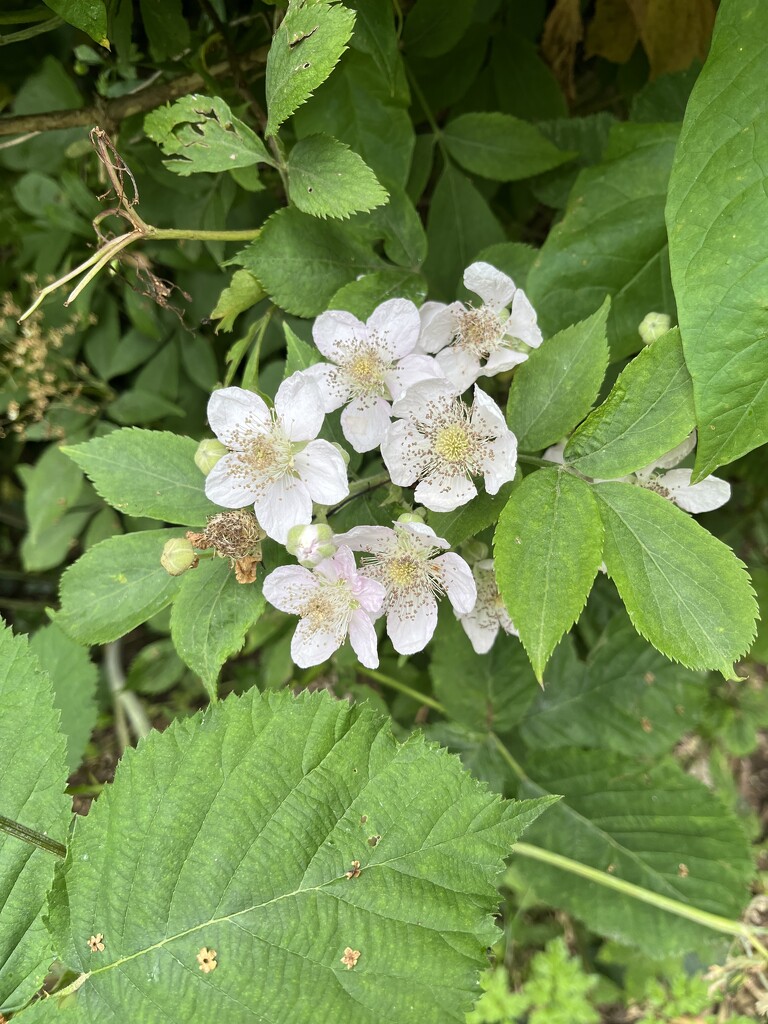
434,423,471,463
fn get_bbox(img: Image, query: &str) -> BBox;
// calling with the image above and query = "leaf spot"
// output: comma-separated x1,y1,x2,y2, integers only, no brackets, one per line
340,947,360,970
87,933,105,953
196,947,218,973
641,717,652,733
643,671,655,684
345,859,361,879
367,835,381,847
678,863,689,878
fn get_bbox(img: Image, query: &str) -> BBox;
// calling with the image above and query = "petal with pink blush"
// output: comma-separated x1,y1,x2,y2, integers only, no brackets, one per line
262,565,317,614
415,472,477,512
386,598,438,655
274,372,325,441
254,475,313,543
367,298,421,361
312,309,366,362
341,396,392,452
204,453,262,507
433,552,477,614
293,439,349,504
353,576,386,616
207,387,270,447
348,612,380,669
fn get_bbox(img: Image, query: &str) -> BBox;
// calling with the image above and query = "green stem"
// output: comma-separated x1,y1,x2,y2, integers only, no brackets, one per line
0,15,63,44
325,471,391,518
357,667,445,713
517,454,560,469
105,642,152,747
0,814,66,858
0,6,53,24
405,63,443,145
145,226,261,242
490,733,529,782
512,841,767,951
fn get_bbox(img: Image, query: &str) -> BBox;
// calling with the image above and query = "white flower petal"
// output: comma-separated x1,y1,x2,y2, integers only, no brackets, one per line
348,611,380,669
293,440,349,504
459,611,499,655
274,372,325,441
463,261,516,311
302,363,351,413
433,552,476,614
334,525,397,555
291,618,342,668
367,298,421,361
417,302,459,354
660,469,731,513
390,377,460,419
383,354,443,402
204,453,261,507
435,346,481,391
207,387,270,447
340,396,392,453
312,309,366,362
543,442,566,465
414,472,477,512
254,476,313,543
398,521,450,550
470,385,508,436
381,420,429,486
648,432,697,471
262,565,316,614
481,348,529,376
386,598,438,655
481,431,518,494
506,289,543,348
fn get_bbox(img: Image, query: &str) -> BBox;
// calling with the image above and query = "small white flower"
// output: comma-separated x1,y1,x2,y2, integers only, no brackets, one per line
262,545,385,669
305,298,442,453
457,559,518,655
334,520,476,655
417,262,543,390
633,434,730,513
204,374,349,544
381,378,518,513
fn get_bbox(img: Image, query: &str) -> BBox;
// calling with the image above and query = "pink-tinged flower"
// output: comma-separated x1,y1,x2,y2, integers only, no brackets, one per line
457,559,518,655
381,378,518,513
204,375,349,544
305,299,442,453
416,262,543,390
334,520,476,655
262,545,385,669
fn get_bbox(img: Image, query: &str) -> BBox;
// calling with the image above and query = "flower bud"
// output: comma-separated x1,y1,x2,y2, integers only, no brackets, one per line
638,312,672,345
161,537,198,576
397,510,426,525
194,438,228,475
286,523,336,566
462,539,489,564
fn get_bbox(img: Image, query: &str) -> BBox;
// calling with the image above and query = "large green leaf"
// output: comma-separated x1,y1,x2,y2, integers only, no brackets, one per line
287,134,388,219
170,557,265,702
513,749,753,956
236,207,382,317
0,622,69,1014
144,95,273,176
30,623,98,772
424,162,505,301
527,123,679,360
63,429,217,528
494,471,604,680
329,269,427,320
507,299,610,452
56,530,183,645
43,0,107,45
442,113,574,182
563,329,695,478
29,691,553,1022
595,482,757,675
139,0,189,60
266,0,356,136
666,0,768,477
520,618,707,757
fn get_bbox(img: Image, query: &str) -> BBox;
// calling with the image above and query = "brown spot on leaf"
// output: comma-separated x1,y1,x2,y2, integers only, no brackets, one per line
643,671,656,684
641,717,652,733
197,947,218,973
340,947,360,970
87,933,105,953
367,835,381,848
345,860,361,879
678,863,689,878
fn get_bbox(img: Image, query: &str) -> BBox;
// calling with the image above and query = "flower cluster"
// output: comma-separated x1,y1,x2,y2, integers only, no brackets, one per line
193,262,728,668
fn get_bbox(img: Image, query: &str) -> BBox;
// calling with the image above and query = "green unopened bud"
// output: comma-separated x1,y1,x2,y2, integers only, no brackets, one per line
462,539,488,563
161,537,198,576
286,523,336,566
195,438,227,475
397,510,426,525
638,312,672,345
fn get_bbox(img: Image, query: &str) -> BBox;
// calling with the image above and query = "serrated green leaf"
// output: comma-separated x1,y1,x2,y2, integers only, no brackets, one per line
37,690,553,1022
666,0,768,477
564,329,695,478
527,123,679,360
209,270,265,333
43,0,108,45
329,268,427,320
514,749,753,955
0,622,69,1014
424,162,504,301
283,322,321,376
507,299,610,452
443,113,575,182
364,183,426,268
139,0,189,60
287,134,387,218
30,623,98,772
235,206,382,317
594,482,757,674
170,557,265,701
494,471,603,680
520,617,707,757
426,482,515,548
266,0,356,136
430,614,537,733
56,530,183,645
144,95,273,176
63,430,217,527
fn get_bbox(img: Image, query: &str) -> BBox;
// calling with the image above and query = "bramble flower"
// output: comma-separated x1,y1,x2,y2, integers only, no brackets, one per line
381,378,518,513
457,559,518,654
417,262,543,390
203,375,349,544
334,520,476,655
305,298,442,452
262,545,385,669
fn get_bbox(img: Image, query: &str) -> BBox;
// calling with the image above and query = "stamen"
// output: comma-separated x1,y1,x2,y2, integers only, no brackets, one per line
454,305,504,358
